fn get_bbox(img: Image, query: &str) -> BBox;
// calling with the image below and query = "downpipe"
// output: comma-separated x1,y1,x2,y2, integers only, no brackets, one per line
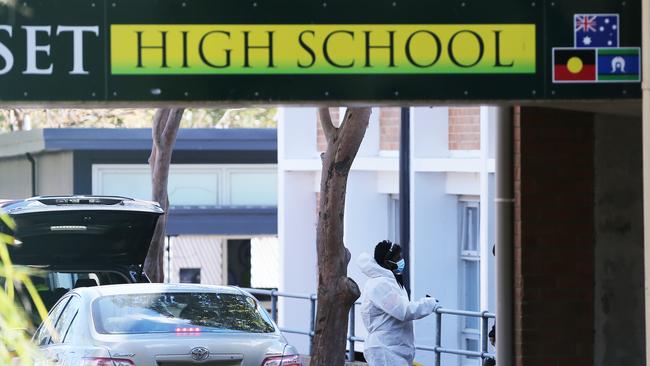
25,153,36,196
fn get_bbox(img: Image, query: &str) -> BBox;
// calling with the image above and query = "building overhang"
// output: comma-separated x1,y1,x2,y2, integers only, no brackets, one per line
166,207,277,236
0,128,277,158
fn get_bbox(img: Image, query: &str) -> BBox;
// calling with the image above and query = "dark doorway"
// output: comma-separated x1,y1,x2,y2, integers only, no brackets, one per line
179,268,201,284
227,239,251,287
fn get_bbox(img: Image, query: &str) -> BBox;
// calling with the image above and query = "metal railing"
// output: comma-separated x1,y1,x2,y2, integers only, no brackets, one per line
241,288,496,365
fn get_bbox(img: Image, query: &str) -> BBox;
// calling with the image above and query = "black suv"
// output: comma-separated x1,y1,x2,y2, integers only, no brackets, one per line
0,195,162,312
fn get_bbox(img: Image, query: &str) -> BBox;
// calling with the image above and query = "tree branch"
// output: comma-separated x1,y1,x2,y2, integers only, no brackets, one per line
334,107,371,169
339,107,371,139
161,108,184,143
151,109,169,151
318,107,337,144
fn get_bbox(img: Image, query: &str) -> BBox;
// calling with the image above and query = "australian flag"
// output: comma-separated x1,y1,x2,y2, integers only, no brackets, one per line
574,14,619,48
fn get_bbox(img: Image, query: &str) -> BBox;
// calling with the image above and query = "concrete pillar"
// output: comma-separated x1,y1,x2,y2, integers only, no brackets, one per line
495,107,514,366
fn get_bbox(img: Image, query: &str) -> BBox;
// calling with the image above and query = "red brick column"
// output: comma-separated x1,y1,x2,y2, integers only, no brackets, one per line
449,107,480,150
514,107,594,366
379,107,401,151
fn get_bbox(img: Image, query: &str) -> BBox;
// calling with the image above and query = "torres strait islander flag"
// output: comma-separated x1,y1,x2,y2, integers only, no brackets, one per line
597,48,641,82
553,48,596,82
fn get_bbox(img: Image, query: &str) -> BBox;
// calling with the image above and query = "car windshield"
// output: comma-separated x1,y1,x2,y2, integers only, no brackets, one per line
92,292,275,334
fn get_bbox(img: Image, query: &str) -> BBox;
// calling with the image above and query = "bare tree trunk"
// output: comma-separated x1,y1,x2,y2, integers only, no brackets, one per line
310,107,371,366
10,109,24,131
144,108,184,283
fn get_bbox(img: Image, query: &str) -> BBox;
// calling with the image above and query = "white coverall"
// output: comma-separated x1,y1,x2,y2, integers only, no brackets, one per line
357,252,438,366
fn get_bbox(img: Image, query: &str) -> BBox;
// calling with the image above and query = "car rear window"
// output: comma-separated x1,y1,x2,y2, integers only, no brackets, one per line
92,292,275,334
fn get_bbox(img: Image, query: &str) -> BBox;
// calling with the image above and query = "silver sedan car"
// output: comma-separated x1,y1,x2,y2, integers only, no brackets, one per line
33,283,302,366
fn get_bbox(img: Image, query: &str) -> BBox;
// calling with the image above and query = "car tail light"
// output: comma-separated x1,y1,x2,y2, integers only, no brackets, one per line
261,354,302,366
175,327,201,333
82,357,135,366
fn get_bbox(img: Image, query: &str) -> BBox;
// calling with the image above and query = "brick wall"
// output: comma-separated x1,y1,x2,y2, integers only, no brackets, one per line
449,107,480,150
379,107,400,151
514,107,594,366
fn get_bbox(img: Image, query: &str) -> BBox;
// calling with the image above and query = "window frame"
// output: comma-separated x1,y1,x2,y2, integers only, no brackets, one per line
458,199,481,365
387,194,400,244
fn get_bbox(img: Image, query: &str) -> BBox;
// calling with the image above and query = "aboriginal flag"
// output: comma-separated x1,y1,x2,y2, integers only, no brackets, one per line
553,48,596,82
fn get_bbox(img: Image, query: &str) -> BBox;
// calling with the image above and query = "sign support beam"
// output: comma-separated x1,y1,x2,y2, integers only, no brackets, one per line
496,106,514,366
641,1,650,365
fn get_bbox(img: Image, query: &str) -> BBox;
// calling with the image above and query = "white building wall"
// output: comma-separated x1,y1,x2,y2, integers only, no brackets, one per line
277,108,319,354
163,235,280,288
344,170,393,350
357,108,381,157
251,237,281,288
166,235,225,285
278,106,496,364
412,172,461,366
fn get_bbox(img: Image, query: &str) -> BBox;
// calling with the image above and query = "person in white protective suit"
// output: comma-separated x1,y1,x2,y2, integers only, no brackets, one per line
357,240,439,366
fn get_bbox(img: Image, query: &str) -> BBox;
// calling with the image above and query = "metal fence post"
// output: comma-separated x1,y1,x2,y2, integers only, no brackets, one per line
347,303,356,361
270,290,278,323
309,294,316,355
481,311,489,361
435,310,442,366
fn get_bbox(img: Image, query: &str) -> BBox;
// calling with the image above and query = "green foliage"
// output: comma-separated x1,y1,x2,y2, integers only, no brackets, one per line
0,108,277,132
183,108,277,128
0,211,50,365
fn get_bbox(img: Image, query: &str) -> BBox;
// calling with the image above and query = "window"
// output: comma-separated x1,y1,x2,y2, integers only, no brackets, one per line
54,296,80,344
459,200,480,364
92,292,275,334
34,296,70,346
93,164,278,207
32,271,129,313
179,268,201,284
387,195,400,244
63,312,80,343
228,170,278,206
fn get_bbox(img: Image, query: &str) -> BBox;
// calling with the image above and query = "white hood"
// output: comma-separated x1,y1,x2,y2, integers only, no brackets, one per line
357,252,395,280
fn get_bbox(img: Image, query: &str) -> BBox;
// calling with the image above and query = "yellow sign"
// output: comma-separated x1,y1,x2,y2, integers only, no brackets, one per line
111,24,535,74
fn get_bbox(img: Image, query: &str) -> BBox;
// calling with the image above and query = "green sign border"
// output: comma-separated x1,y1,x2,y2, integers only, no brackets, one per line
0,0,641,103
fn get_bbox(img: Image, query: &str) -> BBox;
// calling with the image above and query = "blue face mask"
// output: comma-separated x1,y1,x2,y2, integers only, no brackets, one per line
394,259,406,275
